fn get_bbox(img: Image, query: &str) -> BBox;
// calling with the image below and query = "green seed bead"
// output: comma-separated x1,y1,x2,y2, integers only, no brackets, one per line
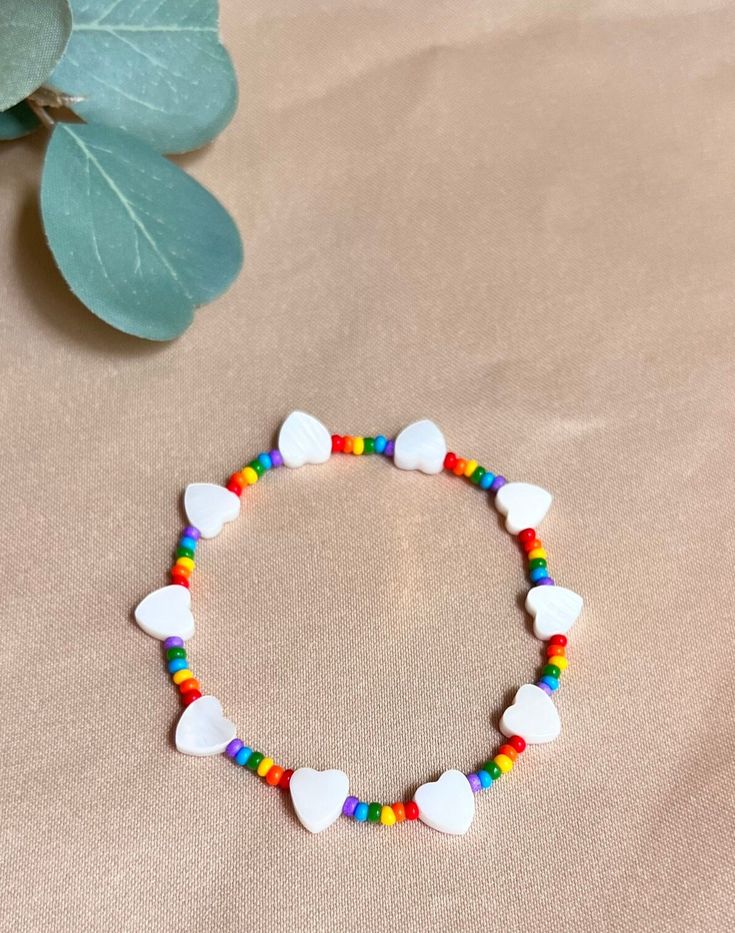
485,761,503,780
528,557,548,570
470,466,486,485
176,546,195,560
363,437,375,454
246,751,264,771
367,802,381,822
166,647,187,661
249,459,265,477
543,664,561,679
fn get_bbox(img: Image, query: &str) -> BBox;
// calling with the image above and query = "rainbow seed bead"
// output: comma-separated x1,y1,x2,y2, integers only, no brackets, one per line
235,746,253,766
342,796,359,817
380,805,396,826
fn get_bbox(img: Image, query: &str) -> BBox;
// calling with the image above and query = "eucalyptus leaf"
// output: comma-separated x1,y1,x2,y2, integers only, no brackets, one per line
0,0,72,111
41,122,243,340
0,102,40,140
49,0,237,153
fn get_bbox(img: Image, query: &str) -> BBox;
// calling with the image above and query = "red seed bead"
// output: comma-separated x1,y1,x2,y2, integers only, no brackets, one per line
278,768,294,791
171,570,190,585
509,735,526,754
178,678,200,694
549,634,568,647
227,474,244,495
499,744,518,761
517,528,536,546
444,452,457,471
392,802,406,822
546,644,565,658
171,577,190,589
265,765,284,787
452,458,467,477
404,800,419,821
182,689,202,705
331,434,344,453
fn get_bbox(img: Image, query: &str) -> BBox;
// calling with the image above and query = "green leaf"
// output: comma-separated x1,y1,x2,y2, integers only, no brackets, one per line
40,122,243,340
0,0,72,110
0,102,40,140
48,0,237,153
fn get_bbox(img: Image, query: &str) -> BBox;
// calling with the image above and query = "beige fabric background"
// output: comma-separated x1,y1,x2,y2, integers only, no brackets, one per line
1,1,734,930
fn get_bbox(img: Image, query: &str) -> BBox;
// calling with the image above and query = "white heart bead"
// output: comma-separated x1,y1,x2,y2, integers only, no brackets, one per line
175,696,236,756
393,419,447,475
495,482,553,534
278,411,332,469
184,483,240,539
413,769,475,836
134,584,195,641
526,585,583,640
500,684,561,744
289,767,349,833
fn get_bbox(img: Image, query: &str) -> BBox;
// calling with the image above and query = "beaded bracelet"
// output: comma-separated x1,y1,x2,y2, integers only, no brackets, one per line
134,412,583,836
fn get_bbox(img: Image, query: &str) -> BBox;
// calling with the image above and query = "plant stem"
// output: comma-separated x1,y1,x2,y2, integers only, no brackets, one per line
26,98,55,130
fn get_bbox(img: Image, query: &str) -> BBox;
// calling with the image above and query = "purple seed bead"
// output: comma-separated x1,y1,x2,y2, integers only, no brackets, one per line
225,739,244,759
270,449,283,468
182,525,201,541
384,439,395,457
535,577,555,586
467,773,482,793
163,636,184,650
342,795,359,817
490,475,507,492
537,681,553,696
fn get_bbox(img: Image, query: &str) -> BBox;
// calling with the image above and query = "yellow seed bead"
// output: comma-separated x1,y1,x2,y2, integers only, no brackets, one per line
176,556,195,572
463,459,478,478
550,655,568,670
242,466,258,485
352,436,365,456
528,547,547,561
172,668,193,685
257,757,274,777
494,753,513,773
380,805,396,826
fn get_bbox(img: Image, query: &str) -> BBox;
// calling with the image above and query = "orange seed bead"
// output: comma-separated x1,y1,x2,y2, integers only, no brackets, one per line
392,802,406,822
546,644,565,658
265,765,284,786
178,678,200,693
499,744,518,761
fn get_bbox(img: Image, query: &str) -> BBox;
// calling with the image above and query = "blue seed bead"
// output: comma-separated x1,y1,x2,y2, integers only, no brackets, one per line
179,535,197,552
235,746,253,766
167,657,188,674
530,566,550,583
479,471,496,490
257,452,272,471
540,675,560,691
354,802,369,822
478,769,493,789
374,435,387,455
